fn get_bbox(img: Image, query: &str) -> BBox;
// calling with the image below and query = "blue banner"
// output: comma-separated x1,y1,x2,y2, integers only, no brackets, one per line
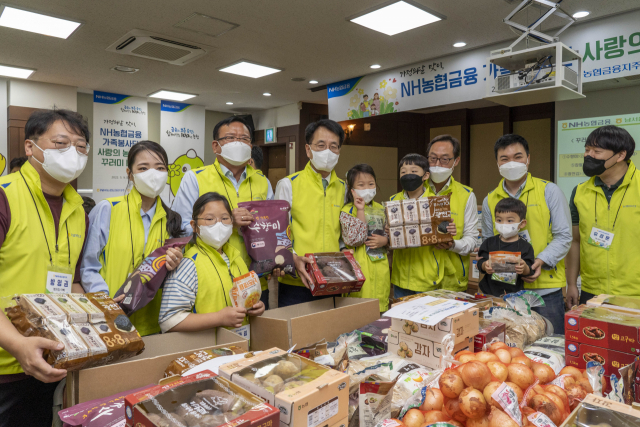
161,100,191,113
93,91,130,104
327,76,363,99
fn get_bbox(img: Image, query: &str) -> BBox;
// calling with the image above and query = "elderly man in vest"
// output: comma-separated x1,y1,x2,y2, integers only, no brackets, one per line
173,116,274,309
0,109,90,426
482,134,572,334
566,125,639,307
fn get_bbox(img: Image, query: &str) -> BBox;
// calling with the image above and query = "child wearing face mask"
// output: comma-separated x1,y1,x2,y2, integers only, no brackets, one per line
340,164,390,312
158,192,265,336
80,141,184,336
477,198,535,296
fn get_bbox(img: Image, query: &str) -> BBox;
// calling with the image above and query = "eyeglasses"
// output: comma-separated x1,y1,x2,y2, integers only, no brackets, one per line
217,136,251,144
310,142,340,153
196,216,232,226
428,156,453,167
32,137,90,155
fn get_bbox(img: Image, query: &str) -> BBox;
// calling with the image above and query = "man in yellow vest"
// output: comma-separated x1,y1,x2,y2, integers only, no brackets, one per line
425,135,479,292
566,125,638,306
0,109,90,426
173,116,275,307
482,134,572,334
275,119,346,307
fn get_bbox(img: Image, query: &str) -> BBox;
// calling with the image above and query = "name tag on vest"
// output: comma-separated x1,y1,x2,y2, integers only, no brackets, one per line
46,265,73,294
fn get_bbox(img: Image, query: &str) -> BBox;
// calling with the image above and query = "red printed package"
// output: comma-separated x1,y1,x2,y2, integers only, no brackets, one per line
475,321,506,352
305,252,366,296
565,340,637,377
565,305,640,355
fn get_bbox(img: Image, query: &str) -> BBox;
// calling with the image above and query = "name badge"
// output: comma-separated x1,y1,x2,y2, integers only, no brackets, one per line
588,225,614,250
46,270,73,294
231,324,250,340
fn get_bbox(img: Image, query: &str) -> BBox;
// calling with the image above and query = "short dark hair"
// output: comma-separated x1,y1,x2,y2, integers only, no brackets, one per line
9,156,27,171
586,125,635,161
25,108,90,142
346,164,377,204
427,135,461,159
494,134,529,159
398,153,429,174
251,145,264,169
82,196,96,215
495,198,527,221
213,116,254,143
305,119,345,147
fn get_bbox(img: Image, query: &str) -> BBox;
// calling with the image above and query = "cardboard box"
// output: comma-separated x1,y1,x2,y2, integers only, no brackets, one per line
387,330,474,369
388,305,479,345
219,348,349,427
249,297,379,352
565,305,640,355
305,252,365,296
126,370,279,427
565,340,636,377
475,321,505,352
66,328,248,407
560,393,640,427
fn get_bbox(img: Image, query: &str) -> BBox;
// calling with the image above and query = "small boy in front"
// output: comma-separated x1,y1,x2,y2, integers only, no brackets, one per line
478,198,535,296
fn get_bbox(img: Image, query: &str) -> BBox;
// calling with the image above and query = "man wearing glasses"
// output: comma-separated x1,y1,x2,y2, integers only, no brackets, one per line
0,109,90,426
173,116,274,309
426,135,479,292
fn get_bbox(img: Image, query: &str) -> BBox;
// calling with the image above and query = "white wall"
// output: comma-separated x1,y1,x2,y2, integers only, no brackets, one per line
251,103,300,130
8,79,77,111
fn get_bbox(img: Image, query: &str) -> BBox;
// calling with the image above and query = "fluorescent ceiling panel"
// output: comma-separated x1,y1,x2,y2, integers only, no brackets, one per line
349,1,442,36
0,6,81,39
0,64,35,78
148,90,196,101
220,61,281,78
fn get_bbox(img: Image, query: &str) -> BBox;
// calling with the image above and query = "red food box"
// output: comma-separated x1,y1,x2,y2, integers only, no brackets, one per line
305,252,366,296
474,321,505,352
565,305,640,355
565,340,636,377
125,370,279,427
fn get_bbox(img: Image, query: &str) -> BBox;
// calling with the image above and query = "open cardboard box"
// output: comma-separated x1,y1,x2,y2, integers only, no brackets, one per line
249,297,379,351
66,328,248,407
560,393,640,426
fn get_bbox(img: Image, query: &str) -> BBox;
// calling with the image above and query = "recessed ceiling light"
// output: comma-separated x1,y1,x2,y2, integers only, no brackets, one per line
0,64,35,79
348,1,443,36
148,90,197,101
111,65,139,73
263,93,271,96
572,11,590,18
0,6,81,39
370,64,381,69
226,102,234,105
309,80,319,84
453,42,466,48
220,61,282,78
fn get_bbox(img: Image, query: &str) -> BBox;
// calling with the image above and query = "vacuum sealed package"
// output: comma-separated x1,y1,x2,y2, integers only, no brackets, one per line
401,200,419,225
419,194,453,246
114,236,191,316
404,225,421,247
4,292,144,371
384,201,403,226
238,200,296,278
163,346,245,378
365,205,387,262
388,226,406,249
230,271,262,309
305,251,366,296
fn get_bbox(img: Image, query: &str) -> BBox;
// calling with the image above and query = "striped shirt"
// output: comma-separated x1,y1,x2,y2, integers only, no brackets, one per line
159,252,230,333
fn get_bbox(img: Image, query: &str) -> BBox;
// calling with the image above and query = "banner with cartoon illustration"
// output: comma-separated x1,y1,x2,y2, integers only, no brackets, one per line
93,91,148,203
159,101,205,204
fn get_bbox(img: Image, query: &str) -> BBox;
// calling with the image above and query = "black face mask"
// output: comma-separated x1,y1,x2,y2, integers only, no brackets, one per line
400,174,424,192
583,153,616,177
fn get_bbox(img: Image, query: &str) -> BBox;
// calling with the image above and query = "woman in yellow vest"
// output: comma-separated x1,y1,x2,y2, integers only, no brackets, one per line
340,164,390,312
80,141,184,336
158,192,265,337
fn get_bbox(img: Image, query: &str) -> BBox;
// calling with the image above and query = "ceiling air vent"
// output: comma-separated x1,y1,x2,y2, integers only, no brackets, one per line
106,29,208,65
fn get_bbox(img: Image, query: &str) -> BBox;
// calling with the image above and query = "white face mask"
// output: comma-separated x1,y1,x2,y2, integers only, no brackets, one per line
133,169,168,198
355,188,376,204
199,222,233,249
429,166,453,184
499,161,528,181
495,221,522,239
219,141,252,166
31,143,87,183
309,148,340,172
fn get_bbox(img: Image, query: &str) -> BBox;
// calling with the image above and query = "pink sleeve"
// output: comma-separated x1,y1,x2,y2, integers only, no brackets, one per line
340,211,368,247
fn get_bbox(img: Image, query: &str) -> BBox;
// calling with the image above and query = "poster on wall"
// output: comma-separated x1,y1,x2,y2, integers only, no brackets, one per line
556,113,640,201
159,100,205,204
93,91,148,203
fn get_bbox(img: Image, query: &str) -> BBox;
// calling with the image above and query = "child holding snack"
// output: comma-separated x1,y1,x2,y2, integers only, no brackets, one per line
340,164,390,312
478,198,535,295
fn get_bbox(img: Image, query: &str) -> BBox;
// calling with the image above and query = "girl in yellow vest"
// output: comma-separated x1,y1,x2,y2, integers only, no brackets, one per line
81,141,184,336
158,192,265,336
340,164,390,312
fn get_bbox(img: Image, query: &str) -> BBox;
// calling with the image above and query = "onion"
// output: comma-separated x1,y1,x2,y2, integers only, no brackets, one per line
507,363,535,391
402,409,425,427
566,384,587,410
510,356,532,368
521,407,536,427
439,371,465,398
544,384,569,403
421,410,449,425
539,390,566,414
490,342,509,352
482,381,502,407
507,347,525,359
559,366,583,381
475,351,500,364
420,388,444,412
494,348,512,364
461,361,492,390
563,376,576,388
444,398,468,423
505,382,524,403
488,407,519,427
487,361,508,382
459,353,478,363
467,415,490,427
459,387,487,419
531,362,556,384
578,377,594,393
530,394,563,426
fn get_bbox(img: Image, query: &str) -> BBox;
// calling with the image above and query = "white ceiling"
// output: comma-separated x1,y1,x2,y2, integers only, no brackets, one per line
2,0,639,113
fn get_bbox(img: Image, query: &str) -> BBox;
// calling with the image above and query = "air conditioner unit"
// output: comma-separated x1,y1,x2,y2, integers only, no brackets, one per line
106,29,208,65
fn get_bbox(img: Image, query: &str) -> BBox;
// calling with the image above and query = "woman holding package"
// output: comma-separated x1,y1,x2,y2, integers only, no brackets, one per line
340,164,390,312
81,141,184,336
158,192,265,336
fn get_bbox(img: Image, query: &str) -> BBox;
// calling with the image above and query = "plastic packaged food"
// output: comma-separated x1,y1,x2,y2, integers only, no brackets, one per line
389,226,406,249
404,225,421,247
163,347,245,378
229,271,262,309
418,195,453,246
384,201,403,226
305,252,366,296
401,200,419,225
364,205,387,262
418,199,431,223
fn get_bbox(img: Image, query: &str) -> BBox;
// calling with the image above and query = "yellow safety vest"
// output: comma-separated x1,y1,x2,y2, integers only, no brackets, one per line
341,202,390,311
193,159,269,290
279,162,346,287
487,174,565,289
99,187,169,336
0,161,85,375
574,161,640,296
